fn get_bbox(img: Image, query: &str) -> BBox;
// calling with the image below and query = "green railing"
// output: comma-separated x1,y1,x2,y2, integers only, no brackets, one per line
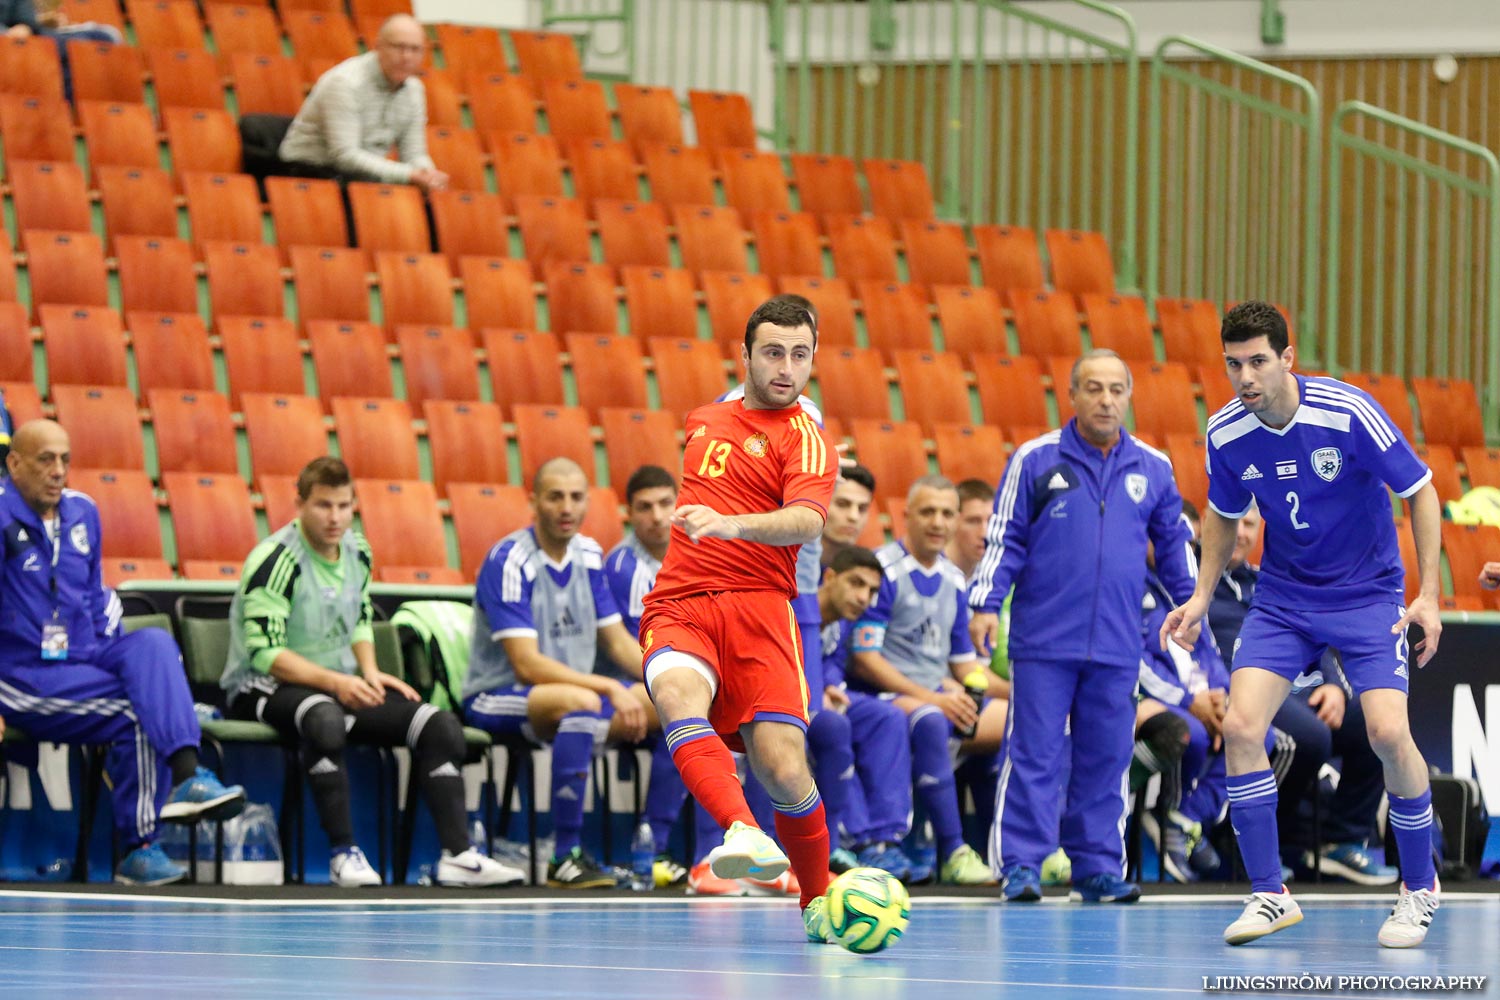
1145,36,1320,354
1324,100,1500,428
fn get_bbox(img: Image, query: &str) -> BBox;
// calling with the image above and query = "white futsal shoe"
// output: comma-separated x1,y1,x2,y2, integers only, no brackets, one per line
706,820,790,882
330,845,382,887
1224,886,1302,945
437,847,527,887
1378,878,1439,948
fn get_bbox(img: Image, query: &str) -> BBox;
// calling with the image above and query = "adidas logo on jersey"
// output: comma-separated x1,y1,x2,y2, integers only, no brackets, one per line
1241,464,1263,481
1047,473,1069,491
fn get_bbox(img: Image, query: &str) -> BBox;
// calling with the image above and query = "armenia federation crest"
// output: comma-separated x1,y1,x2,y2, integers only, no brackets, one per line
1125,473,1148,504
1312,447,1342,482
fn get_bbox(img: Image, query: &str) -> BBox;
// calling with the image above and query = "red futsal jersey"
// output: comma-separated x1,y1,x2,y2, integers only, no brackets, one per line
647,398,836,604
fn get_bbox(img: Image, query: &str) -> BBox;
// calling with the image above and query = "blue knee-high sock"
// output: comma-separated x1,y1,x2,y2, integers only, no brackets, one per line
910,707,965,860
1227,768,1282,894
807,709,854,847
957,752,999,857
645,739,687,855
551,711,601,856
1387,789,1437,891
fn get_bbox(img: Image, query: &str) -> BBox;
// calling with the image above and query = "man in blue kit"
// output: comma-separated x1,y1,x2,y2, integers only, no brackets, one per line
970,349,1197,903
0,420,245,885
1163,301,1443,948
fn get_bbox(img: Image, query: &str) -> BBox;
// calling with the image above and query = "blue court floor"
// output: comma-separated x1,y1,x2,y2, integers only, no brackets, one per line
0,890,1494,999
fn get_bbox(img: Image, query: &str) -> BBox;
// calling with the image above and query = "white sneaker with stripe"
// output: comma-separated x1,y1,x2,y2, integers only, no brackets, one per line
1378,878,1439,948
1224,887,1302,945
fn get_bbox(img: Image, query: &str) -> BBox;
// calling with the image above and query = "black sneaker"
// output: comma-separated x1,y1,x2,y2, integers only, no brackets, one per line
547,846,617,889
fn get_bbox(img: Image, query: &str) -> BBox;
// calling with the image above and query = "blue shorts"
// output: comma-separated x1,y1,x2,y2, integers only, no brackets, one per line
1231,601,1409,695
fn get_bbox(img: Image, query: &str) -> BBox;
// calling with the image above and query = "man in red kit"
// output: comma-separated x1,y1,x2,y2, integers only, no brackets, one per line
639,296,840,942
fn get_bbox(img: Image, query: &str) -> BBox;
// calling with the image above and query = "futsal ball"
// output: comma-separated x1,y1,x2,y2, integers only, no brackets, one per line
824,867,910,954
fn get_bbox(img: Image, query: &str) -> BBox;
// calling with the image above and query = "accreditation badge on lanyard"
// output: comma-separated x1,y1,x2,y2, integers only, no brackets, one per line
40,521,68,661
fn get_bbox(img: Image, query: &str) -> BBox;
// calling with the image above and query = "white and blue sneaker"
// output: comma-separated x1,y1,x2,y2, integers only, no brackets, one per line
437,847,525,887
160,767,246,823
1308,843,1399,886
1069,872,1141,903
706,820,789,882
115,844,187,886
330,846,382,887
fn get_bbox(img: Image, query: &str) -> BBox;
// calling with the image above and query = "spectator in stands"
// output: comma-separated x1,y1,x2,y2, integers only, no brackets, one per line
820,464,876,567
850,474,1000,885
1481,562,1500,590
0,420,245,886
1207,501,1397,885
0,387,13,465
969,349,1196,903
1,0,121,103
947,478,994,581
222,457,517,888
464,457,656,888
274,14,449,192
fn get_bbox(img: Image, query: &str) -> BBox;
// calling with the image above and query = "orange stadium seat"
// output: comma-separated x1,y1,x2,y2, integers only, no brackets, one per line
509,29,582,81
162,107,241,174
788,153,863,219
1050,355,1079,420
1046,228,1115,298
331,397,419,480
377,251,456,331
582,486,623,551
218,318,304,405
357,479,448,572
862,159,935,222
515,194,593,270
641,142,716,208
1441,521,1500,609
460,257,537,331
1164,433,1209,513
418,67,464,129
480,329,565,415
282,9,358,63
396,324,480,407
1082,294,1155,362
144,47,226,111
450,483,532,577
0,381,43,424
542,77,611,141
688,89,756,156
614,83,683,154
1009,288,1083,359
1460,447,1500,490
858,280,932,355
267,176,349,252
102,556,173,584
1412,376,1486,449
1338,371,1416,443
126,0,205,49
850,419,927,501
94,164,176,247
543,261,618,335
182,171,264,248
566,332,648,419
241,393,328,482
719,149,792,226
0,36,62,98
567,139,642,206
972,224,1044,294
466,72,537,135
900,220,974,291
826,214,899,284
600,407,681,490
750,210,824,280
206,4,283,60
24,231,109,315
61,0,127,31
621,265,697,341
933,285,1007,356
597,200,672,270
649,337,727,421
425,125,489,194
67,41,146,104
351,0,413,18
165,472,259,566
433,23,504,81
1130,361,1198,439
40,305,128,387
69,468,163,559
177,560,245,582
349,182,431,255
674,205,750,275
933,424,1005,486
148,388,238,474
291,245,372,324
814,346,890,422
0,240,12,303
116,236,198,315
1416,444,1463,504
203,241,284,320
129,311,216,395
971,353,1049,433
777,276,856,349
893,350,970,433
423,400,507,496
379,566,464,585
701,272,774,350
489,131,566,206
0,94,75,165
52,384,143,469
430,190,510,270
309,320,392,406
0,303,31,382
513,404,594,485
1156,298,1222,369
228,52,306,117
9,161,92,238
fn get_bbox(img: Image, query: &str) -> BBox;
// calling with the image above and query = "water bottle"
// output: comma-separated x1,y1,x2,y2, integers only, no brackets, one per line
468,814,488,857
960,668,989,739
629,821,654,892
35,858,72,881
193,702,223,725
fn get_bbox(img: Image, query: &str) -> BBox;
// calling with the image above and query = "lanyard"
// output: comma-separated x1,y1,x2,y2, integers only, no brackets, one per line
43,518,61,608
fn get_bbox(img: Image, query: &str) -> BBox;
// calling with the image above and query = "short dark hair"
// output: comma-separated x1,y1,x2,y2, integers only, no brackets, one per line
828,544,881,578
744,295,817,352
296,456,351,501
1222,301,1288,355
839,463,875,495
1180,498,1200,523
955,478,995,507
625,464,677,504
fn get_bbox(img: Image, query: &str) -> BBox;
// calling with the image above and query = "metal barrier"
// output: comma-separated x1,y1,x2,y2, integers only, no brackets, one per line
1324,100,1500,427
1145,36,1320,353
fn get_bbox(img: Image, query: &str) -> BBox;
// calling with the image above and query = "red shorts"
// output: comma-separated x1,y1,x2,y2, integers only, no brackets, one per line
639,591,809,753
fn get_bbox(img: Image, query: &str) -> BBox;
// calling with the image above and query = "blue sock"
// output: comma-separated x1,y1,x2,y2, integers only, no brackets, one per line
910,707,965,860
551,711,603,856
644,739,686,855
807,710,853,846
1387,789,1437,891
1227,768,1282,894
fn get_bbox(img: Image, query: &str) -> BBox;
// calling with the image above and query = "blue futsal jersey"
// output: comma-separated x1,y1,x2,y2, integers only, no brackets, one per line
1204,375,1430,611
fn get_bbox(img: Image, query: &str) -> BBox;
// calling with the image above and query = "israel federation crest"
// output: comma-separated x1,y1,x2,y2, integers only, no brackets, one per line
1312,447,1343,482
1125,473,1148,504
70,523,90,555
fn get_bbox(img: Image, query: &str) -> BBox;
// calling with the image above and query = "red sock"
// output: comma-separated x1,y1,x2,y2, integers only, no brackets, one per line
669,732,755,830
774,802,831,908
